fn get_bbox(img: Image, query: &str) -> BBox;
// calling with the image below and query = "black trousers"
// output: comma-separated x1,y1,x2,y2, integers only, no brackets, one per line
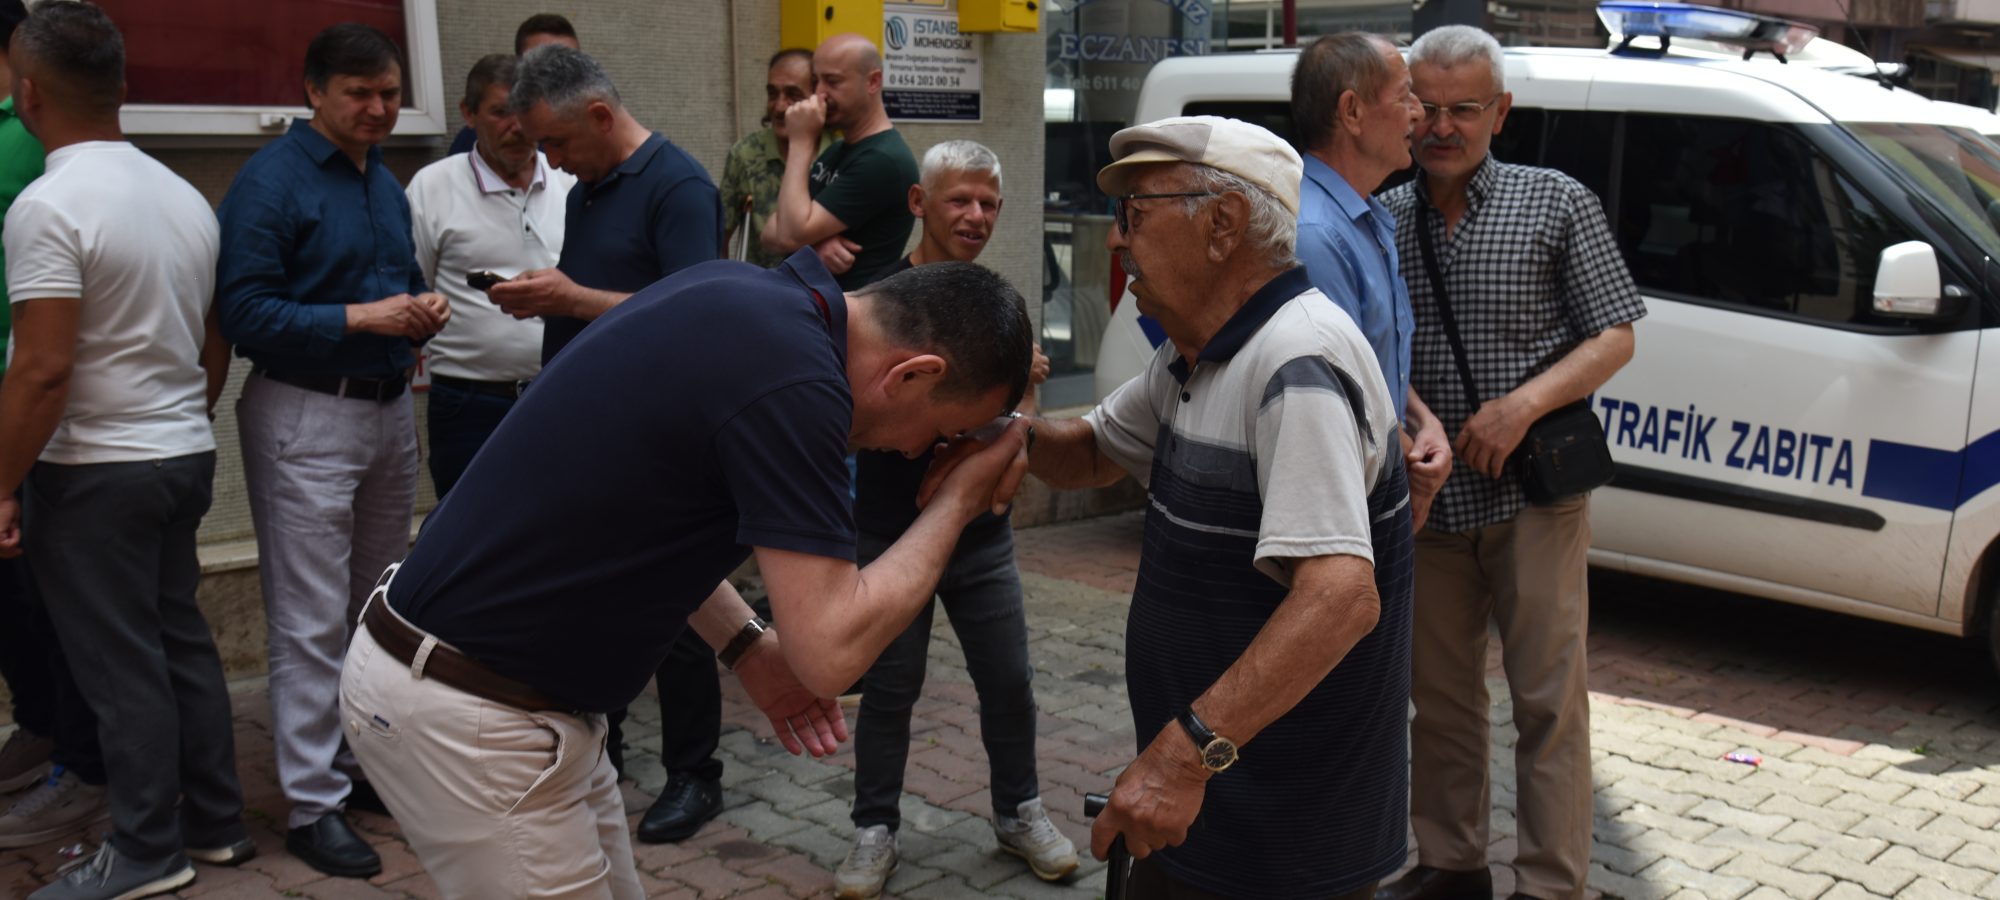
24,454,246,860
1127,858,1377,900
0,516,105,784
606,628,722,782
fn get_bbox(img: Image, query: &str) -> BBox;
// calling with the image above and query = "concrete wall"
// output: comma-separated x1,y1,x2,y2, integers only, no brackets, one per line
144,0,1048,548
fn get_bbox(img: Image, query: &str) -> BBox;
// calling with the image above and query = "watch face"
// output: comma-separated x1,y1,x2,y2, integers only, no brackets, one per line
1203,739,1238,772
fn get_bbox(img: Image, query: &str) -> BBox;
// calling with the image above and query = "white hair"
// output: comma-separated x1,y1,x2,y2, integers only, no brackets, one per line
1408,25,1506,93
920,139,1002,191
1181,165,1298,269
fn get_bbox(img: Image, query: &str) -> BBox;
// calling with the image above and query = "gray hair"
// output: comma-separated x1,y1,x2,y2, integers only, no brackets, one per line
508,44,621,116
1408,25,1506,93
1181,165,1298,269
920,140,1003,191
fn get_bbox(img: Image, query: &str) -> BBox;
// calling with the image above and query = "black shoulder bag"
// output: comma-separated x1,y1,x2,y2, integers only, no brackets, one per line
1415,201,1615,505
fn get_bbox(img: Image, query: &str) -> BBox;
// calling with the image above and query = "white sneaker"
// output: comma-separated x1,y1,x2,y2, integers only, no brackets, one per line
833,824,898,899
994,797,1079,881
0,767,110,849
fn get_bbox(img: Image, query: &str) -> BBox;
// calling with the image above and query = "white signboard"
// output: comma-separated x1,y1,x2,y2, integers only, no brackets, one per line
882,5,982,123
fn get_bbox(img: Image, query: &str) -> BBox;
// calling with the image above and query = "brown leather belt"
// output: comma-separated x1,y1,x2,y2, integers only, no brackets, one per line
362,600,569,713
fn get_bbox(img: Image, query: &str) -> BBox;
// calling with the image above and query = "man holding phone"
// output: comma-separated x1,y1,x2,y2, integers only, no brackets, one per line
406,54,575,497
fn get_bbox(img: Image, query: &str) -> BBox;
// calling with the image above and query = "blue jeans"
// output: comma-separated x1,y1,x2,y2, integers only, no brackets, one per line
851,524,1041,830
425,380,520,498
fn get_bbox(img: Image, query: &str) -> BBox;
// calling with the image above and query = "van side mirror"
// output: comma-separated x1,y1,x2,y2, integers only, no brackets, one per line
1873,241,1963,319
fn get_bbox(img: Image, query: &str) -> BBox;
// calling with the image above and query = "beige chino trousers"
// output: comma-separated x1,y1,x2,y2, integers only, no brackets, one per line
1409,497,1594,900
339,604,643,900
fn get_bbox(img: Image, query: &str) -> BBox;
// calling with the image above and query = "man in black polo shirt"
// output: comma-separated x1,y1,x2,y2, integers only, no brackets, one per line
485,43,720,363
483,42,730,841
761,32,919,289
339,251,1035,899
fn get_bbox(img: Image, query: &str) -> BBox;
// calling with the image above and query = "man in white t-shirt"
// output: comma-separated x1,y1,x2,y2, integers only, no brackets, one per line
407,53,575,497
0,5,248,899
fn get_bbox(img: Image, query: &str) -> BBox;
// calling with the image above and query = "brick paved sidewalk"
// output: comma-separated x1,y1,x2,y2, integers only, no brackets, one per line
3,510,1998,898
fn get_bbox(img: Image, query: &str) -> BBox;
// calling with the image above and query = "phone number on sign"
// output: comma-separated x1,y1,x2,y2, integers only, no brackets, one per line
887,72,964,88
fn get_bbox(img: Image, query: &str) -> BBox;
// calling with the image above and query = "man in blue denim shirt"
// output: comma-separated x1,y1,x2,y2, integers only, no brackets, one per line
215,23,447,881
1292,33,1452,529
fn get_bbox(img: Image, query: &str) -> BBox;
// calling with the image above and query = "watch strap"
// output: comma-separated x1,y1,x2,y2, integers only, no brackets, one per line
718,617,770,670
1177,707,1217,748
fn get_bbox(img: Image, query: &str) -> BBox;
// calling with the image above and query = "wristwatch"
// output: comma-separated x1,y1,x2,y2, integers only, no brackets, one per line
717,617,771,670
1176,707,1238,773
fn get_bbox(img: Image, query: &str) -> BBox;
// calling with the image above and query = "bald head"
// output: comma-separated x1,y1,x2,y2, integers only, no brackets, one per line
812,32,884,132
816,32,880,76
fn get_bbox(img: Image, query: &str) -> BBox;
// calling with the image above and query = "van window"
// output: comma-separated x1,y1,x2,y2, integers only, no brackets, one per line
1182,101,1296,145
1615,114,1914,326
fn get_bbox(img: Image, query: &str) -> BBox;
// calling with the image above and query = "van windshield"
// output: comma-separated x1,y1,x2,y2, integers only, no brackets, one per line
1848,122,2000,260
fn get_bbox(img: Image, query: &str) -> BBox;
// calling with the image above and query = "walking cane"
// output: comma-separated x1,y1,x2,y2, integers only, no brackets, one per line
1084,792,1131,899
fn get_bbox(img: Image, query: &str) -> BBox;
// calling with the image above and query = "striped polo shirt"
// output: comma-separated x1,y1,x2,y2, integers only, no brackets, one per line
1084,267,1414,897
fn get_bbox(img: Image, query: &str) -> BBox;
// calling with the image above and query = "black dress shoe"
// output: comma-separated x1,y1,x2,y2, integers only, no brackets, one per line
636,774,722,844
286,812,382,878
343,780,392,818
1375,865,1493,900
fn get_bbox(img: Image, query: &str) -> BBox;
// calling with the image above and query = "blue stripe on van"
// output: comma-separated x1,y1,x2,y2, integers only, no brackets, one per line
1860,430,2000,511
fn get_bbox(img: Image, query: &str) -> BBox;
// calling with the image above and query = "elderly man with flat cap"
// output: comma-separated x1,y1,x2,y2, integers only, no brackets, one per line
995,116,1415,898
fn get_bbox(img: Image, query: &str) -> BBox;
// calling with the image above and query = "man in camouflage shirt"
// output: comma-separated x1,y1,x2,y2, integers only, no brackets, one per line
719,48,828,267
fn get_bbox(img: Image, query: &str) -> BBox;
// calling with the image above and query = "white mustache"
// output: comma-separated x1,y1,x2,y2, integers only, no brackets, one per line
1119,251,1143,281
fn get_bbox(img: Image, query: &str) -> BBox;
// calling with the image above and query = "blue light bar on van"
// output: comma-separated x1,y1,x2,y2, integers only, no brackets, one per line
1598,1,1817,61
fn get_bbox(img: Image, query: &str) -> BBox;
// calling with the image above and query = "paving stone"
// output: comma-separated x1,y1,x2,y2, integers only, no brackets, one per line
1587,861,1677,900
1899,877,1983,900
1794,848,1917,896
1695,826,1810,867
1896,790,2000,829
1618,806,1722,844
1716,854,1834,899
1635,857,1758,900
1818,882,1890,900
1592,837,1664,876
1846,815,1966,861
1756,796,1865,834
1688,799,1791,837
1626,829,1738,872
1873,845,1994,894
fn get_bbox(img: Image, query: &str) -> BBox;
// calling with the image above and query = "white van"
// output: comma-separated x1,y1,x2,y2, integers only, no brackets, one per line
1090,6,2000,670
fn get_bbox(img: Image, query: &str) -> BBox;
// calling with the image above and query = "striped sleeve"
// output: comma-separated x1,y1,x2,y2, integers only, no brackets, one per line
1251,354,1379,586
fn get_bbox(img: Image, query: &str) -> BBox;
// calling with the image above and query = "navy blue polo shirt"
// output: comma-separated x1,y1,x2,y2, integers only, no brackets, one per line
545,131,721,363
389,249,856,712
215,118,430,377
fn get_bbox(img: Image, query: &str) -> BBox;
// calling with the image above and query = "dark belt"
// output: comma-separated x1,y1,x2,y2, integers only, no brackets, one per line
255,367,406,403
431,373,532,399
362,599,569,713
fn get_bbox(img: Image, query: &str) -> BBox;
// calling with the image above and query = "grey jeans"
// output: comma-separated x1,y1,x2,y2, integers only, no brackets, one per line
238,374,418,828
25,452,246,861
851,524,1041,830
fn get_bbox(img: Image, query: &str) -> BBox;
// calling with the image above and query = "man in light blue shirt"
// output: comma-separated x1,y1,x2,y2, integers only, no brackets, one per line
1292,32,1452,528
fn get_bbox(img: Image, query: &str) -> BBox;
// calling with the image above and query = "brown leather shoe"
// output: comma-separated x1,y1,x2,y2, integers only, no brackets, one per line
1375,865,1494,900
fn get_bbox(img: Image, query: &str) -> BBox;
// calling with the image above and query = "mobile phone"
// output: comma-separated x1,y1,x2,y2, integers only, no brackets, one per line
466,270,507,291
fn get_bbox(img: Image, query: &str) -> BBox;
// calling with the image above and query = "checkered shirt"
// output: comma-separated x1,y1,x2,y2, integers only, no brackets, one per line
1380,155,1646,533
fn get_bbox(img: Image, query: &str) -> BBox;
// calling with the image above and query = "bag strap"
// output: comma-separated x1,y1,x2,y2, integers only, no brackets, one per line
1415,201,1484,409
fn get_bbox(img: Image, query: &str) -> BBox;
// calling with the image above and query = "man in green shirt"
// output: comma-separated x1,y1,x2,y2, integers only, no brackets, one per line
0,92,44,367
761,32,919,290
718,48,829,267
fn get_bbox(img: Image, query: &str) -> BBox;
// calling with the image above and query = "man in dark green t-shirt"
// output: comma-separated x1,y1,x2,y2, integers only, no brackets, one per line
761,32,918,290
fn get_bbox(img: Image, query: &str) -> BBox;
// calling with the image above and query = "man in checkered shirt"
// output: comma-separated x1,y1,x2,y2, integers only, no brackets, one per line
1376,25,1645,900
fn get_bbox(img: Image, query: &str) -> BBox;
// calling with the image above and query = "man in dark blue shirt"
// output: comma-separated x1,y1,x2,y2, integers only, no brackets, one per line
486,44,720,363
339,253,1035,899
483,42,730,843
215,23,447,881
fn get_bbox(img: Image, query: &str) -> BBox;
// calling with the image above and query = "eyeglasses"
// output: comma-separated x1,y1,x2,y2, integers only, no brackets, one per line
1113,191,1220,235
1419,95,1502,124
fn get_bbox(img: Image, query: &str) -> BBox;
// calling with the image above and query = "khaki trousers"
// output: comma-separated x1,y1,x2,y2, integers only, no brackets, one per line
339,617,643,900
1410,497,1593,900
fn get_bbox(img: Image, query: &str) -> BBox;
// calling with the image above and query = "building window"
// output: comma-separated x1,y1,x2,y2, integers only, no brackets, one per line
96,0,445,137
